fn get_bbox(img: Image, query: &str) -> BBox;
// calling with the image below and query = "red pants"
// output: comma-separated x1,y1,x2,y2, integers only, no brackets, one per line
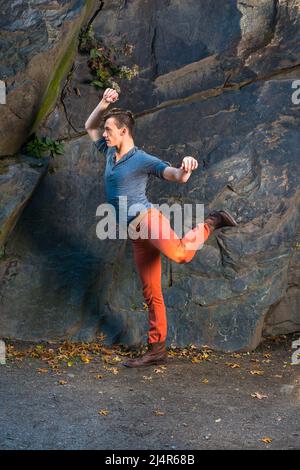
129,207,211,344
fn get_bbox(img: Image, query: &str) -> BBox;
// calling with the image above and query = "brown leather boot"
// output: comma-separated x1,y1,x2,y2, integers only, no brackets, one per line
205,209,238,233
123,341,168,368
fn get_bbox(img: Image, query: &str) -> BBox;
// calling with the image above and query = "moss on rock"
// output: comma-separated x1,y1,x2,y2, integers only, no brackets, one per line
30,0,96,133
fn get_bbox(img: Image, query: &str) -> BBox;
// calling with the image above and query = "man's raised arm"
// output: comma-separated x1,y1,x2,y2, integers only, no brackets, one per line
85,88,119,141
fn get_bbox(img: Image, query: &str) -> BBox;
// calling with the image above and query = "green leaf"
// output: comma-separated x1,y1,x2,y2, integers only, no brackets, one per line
91,80,104,88
90,48,101,59
55,148,64,155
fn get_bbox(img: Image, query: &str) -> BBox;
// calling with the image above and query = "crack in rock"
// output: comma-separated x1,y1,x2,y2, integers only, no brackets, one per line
135,62,300,119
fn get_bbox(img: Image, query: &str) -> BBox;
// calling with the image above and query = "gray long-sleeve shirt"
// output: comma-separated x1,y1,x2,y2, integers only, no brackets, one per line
93,137,170,225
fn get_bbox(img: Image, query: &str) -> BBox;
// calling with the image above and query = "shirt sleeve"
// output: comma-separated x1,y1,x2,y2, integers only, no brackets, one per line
143,153,171,179
93,137,108,156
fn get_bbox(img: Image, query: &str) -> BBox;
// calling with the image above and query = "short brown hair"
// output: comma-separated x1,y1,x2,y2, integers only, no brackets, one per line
102,108,135,137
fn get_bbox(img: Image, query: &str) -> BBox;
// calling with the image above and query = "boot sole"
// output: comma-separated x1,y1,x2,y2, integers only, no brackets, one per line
219,210,238,227
123,358,168,368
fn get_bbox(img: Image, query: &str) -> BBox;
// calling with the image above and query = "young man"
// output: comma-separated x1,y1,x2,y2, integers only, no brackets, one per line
85,88,238,368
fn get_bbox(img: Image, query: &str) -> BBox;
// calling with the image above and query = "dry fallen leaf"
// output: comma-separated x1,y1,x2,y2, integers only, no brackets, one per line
154,410,165,416
191,357,202,363
154,366,167,374
260,437,272,444
111,356,122,363
167,349,177,357
98,409,110,416
225,362,241,369
103,366,119,375
202,378,209,384
80,355,90,363
36,368,49,373
97,333,106,342
250,370,264,375
102,355,111,363
6,338,114,368
58,380,67,385
251,392,268,400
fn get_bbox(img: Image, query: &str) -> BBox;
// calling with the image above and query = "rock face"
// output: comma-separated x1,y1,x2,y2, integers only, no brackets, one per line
0,156,49,249
0,0,92,156
0,0,300,351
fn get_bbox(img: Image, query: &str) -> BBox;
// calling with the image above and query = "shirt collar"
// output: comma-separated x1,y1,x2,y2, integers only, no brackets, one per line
112,145,138,165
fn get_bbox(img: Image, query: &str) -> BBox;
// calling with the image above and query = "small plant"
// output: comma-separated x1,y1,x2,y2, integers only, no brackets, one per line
118,64,139,80
26,137,64,159
78,25,139,90
122,43,134,56
78,25,97,53
88,45,139,90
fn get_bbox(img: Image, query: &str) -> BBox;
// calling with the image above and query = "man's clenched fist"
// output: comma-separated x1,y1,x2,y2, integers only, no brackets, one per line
180,156,198,172
102,88,119,104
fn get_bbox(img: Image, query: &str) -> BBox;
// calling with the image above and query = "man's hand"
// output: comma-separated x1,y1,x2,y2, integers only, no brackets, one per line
85,88,119,141
102,88,119,104
162,156,199,183
180,156,198,173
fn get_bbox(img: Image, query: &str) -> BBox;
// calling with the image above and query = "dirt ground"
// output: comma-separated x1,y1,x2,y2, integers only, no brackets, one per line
0,333,300,450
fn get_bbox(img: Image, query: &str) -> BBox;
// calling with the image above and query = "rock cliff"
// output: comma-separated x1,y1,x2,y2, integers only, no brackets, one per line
0,0,299,350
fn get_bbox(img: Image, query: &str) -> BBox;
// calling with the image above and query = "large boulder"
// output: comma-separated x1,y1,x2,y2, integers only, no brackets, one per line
0,0,299,350
0,0,94,156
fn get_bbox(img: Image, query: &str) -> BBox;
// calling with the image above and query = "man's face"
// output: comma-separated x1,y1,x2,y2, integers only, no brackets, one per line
103,117,125,147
